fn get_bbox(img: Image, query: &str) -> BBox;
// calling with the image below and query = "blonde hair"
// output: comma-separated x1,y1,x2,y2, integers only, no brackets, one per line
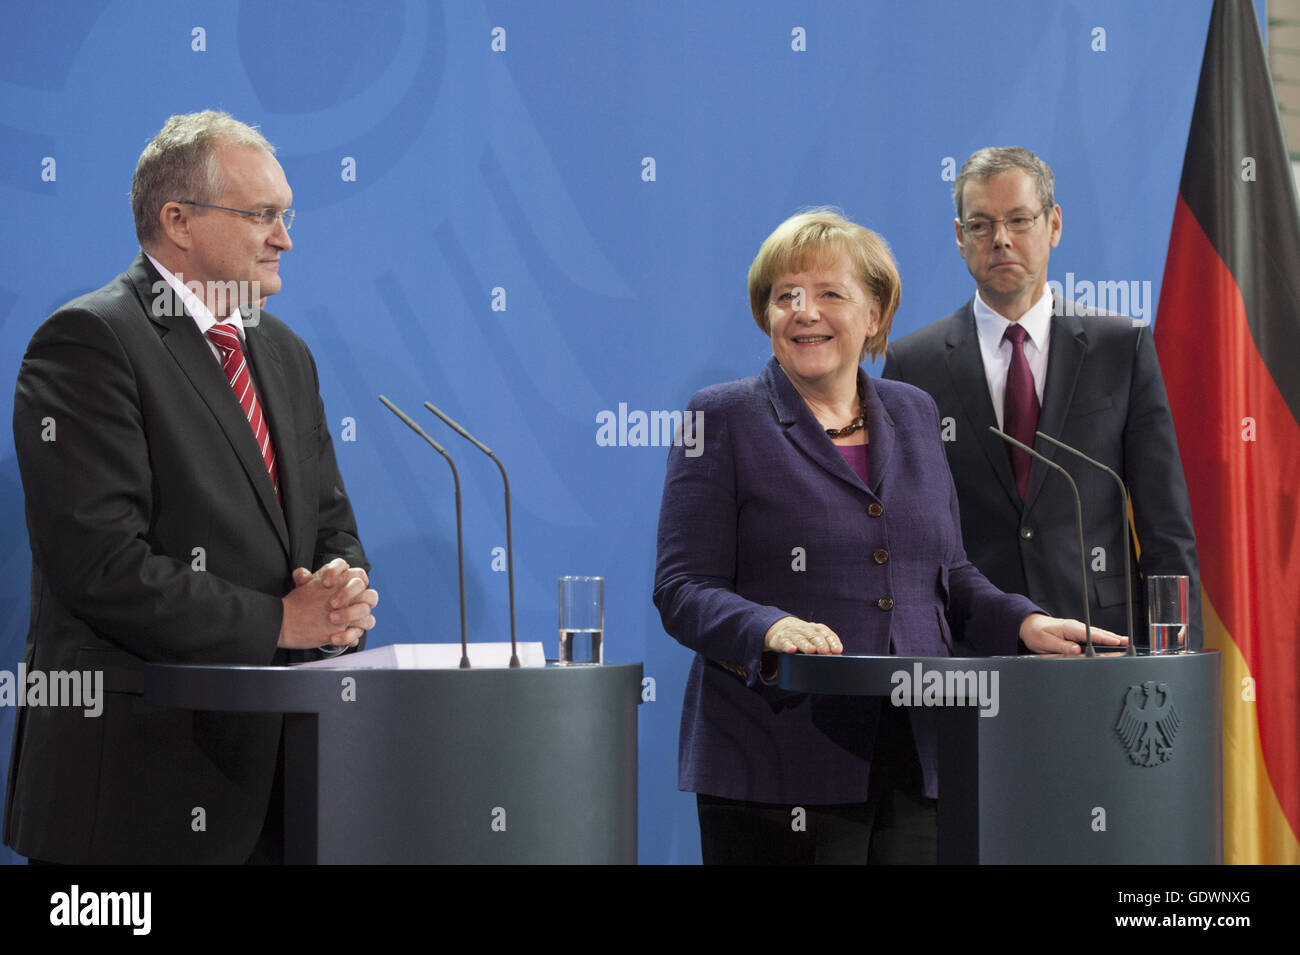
747,208,901,360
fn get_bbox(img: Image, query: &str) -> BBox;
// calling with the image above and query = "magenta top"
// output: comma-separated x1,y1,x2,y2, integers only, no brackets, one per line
836,443,869,484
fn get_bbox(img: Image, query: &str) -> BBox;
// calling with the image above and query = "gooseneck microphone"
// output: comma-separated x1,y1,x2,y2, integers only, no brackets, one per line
1033,430,1137,656
989,427,1094,657
378,395,470,669
424,402,520,669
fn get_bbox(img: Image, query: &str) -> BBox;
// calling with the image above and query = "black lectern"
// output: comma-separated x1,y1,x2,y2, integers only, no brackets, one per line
143,661,642,863
780,651,1220,863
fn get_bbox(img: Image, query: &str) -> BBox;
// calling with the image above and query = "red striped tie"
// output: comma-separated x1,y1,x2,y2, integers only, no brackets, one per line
206,323,280,501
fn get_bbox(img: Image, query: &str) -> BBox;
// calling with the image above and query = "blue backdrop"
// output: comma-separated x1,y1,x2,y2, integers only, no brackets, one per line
0,0,1239,864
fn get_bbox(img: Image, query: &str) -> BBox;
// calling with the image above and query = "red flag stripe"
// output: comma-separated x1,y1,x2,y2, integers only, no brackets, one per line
1156,194,1300,838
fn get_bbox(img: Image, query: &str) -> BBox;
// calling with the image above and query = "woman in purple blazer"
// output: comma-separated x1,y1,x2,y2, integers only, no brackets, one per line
653,210,1122,864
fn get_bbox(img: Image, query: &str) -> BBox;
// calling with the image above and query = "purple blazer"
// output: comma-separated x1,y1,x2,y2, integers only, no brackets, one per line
653,357,1039,803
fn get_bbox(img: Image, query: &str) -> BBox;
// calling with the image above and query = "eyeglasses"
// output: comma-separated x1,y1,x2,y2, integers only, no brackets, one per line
176,200,295,231
959,210,1046,240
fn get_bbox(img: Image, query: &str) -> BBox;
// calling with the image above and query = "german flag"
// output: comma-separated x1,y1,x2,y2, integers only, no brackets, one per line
1155,0,1300,863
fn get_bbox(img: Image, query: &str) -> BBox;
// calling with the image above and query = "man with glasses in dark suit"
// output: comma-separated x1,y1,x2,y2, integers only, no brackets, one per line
5,110,378,864
883,146,1200,650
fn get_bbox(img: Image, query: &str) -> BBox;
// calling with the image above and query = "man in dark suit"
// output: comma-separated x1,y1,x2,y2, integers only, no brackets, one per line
4,111,378,863
883,147,1199,648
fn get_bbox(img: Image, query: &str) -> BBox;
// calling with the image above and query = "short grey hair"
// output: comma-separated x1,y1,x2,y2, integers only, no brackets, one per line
131,110,275,247
952,147,1055,223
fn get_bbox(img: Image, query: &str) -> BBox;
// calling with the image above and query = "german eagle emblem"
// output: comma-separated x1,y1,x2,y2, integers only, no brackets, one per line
1115,681,1181,767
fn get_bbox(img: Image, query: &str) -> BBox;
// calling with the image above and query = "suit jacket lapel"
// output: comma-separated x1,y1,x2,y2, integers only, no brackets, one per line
1025,309,1087,509
862,374,895,495
943,303,1021,508
131,257,291,555
762,357,874,495
243,328,297,553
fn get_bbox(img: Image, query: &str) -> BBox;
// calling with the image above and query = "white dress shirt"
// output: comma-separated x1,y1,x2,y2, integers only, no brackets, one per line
145,252,249,363
973,287,1053,430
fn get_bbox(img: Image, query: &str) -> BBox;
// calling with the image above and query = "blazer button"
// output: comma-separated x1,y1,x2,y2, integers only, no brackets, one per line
868,502,884,517
877,596,894,611
1019,526,1034,540
873,548,889,564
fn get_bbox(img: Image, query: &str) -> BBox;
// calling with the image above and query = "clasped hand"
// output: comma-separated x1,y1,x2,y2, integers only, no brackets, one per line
278,557,379,649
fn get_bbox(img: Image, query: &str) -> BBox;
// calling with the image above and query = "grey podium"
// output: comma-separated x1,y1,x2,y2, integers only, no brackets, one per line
143,662,642,864
779,651,1221,864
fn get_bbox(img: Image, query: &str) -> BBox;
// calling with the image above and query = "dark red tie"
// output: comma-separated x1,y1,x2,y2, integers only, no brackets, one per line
1003,323,1039,499
206,324,280,501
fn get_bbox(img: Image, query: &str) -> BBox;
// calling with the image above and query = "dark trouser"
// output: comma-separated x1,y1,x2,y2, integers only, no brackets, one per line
245,733,286,865
696,706,937,865
30,733,287,865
